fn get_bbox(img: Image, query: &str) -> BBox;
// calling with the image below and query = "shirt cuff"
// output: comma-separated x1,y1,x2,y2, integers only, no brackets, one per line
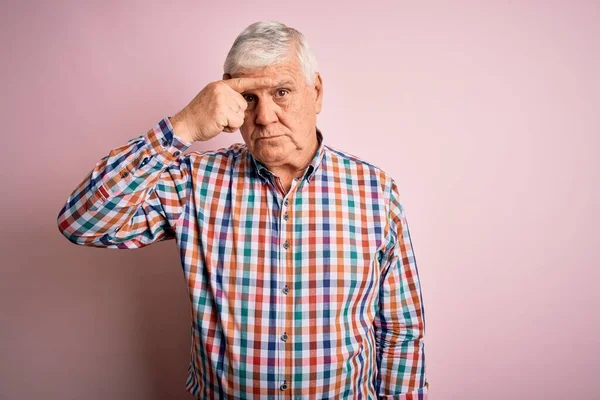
378,386,428,400
146,115,193,164
378,393,428,400
99,116,192,201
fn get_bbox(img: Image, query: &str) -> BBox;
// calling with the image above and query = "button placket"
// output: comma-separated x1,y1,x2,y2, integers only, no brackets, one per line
279,194,293,394
275,192,288,395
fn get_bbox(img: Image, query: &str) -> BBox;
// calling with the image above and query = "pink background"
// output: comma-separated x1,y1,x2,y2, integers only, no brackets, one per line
1,1,598,399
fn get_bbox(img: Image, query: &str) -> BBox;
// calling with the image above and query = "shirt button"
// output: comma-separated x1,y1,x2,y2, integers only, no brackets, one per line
174,151,180,157
280,382,288,391
283,213,289,221
162,139,169,146
282,285,289,295
121,172,129,178
281,333,288,342
283,199,289,207
283,241,289,250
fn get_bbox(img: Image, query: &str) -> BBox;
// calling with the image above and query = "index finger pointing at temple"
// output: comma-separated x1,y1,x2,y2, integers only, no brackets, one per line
222,77,274,93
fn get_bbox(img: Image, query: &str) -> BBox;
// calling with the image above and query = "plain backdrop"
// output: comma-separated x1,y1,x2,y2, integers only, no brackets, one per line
1,1,598,399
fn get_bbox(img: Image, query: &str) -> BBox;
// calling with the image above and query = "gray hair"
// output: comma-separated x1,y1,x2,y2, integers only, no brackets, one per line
224,21,318,85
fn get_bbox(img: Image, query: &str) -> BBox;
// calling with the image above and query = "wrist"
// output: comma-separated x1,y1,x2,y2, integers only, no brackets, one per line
169,113,195,144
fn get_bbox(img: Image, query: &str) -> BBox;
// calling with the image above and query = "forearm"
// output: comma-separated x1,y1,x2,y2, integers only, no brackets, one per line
375,275,428,399
374,178,429,398
375,327,428,399
57,116,192,248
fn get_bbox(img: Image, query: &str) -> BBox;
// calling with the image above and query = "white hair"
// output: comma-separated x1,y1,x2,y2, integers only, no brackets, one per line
224,21,318,85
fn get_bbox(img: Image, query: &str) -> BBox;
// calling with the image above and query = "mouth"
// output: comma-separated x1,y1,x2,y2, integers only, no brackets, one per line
256,135,284,140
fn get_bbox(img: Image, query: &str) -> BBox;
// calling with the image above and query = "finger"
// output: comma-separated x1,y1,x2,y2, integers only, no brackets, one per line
227,94,247,114
223,126,238,133
222,76,273,93
220,110,244,132
232,93,248,113
229,111,245,130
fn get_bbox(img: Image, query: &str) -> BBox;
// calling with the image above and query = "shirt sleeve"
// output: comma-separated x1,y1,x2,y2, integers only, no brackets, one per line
374,178,429,399
57,116,194,249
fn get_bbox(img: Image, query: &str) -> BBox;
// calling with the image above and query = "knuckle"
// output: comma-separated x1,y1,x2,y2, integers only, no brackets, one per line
207,81,219,91
212,81,226,94
214,93,228,107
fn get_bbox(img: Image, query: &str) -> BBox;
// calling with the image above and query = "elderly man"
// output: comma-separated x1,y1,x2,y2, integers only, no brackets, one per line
57,21,428,399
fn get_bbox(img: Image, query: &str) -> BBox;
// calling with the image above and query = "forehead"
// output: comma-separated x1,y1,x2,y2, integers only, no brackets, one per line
234,59,303,87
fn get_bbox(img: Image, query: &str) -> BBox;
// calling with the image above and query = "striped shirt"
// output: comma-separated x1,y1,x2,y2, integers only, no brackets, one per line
57,116,428,399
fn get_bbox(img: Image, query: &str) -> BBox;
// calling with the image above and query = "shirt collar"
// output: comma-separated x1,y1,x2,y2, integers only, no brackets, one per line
250,127,325,183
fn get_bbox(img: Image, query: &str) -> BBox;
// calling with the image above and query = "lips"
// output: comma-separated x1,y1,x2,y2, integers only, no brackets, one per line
256,135,283,140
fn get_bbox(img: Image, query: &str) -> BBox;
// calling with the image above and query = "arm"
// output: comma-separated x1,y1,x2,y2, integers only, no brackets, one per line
57,116,193,248
374,179,429,399
57,76,273,249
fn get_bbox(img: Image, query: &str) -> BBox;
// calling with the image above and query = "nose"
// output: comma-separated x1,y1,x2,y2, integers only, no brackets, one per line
254,97,279,126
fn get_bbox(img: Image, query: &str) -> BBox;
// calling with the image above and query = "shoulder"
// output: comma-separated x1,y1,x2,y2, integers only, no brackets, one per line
323,144,395,189
184,142,248,170
166,142,250,186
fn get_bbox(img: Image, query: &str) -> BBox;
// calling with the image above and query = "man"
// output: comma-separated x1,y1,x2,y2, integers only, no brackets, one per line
57,21,428,399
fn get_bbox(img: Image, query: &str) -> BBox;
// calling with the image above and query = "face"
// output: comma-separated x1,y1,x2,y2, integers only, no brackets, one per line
224,57,323,169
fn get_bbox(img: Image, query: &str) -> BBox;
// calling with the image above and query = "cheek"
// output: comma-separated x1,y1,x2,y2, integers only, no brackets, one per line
241,113,254,128
280,98,309,118
281,99,315,126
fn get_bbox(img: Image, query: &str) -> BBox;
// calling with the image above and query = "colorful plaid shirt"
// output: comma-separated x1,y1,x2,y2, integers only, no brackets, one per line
57,116,428,399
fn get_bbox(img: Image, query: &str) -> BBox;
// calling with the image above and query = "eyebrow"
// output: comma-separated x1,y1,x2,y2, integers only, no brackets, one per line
242,80,296,95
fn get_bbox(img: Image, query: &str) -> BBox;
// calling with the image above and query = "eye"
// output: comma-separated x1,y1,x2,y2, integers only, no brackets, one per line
276,89,289,97
243,94,256,103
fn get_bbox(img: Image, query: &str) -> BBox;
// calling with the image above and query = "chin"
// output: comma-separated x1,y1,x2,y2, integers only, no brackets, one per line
253,146,288,165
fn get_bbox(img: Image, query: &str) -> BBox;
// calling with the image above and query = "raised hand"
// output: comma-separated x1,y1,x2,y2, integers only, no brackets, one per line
169,77,273,143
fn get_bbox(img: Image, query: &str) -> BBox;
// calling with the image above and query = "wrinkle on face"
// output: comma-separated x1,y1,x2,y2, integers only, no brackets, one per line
227,57,322,174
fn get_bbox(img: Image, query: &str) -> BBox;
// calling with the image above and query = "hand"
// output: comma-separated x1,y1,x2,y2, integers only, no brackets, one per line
170,77,273,143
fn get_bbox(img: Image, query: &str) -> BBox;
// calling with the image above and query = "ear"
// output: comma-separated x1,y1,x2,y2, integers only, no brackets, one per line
223,73,232,80
313,73,323,114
